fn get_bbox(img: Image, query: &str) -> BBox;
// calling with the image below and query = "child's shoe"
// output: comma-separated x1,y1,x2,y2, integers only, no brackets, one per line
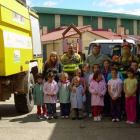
126,121,130,124
53,113,58,119
83,112,87,117
43,115,47,119
97,116,101,121
89,113,92,118
72,117,76,120
116,118,120,122
112,118,116,122
37,115,41,119
129,122,136,125
61,116,64,119
100,114,102,119
78,117,83,120
48,115,52,120
65,116,69,119
94,117,98,121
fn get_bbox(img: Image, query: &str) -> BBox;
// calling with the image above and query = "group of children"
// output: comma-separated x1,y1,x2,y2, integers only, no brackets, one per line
33,60,140,124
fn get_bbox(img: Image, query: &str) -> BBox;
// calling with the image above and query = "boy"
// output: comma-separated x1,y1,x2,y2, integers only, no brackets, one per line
33,73,47,119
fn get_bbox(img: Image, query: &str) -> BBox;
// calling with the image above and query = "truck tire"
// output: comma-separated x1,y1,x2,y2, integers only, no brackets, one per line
14,74,34,113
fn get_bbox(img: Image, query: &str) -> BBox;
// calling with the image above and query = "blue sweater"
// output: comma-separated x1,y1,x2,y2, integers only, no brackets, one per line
107,71,124,82
84,71,93,88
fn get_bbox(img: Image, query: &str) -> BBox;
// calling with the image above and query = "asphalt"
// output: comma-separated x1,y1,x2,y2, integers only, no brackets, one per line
0,95,140,140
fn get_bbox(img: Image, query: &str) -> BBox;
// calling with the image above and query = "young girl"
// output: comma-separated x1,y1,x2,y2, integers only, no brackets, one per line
124,68,138,125
83,63,93,118
108,68,123,122
101,60,111,83
43,72,59,120
33,73,47,119
70,76,86,120
101,60,111,117
89,71,107,121
107,61,124,82
58,73,70,119
88,64,105,85
70,69,86,95
43,51,62,83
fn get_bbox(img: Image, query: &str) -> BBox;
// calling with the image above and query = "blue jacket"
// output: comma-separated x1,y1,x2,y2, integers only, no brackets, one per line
70,85,86,109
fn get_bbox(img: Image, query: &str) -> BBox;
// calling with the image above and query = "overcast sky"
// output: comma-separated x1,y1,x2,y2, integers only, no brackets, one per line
27,0,140,15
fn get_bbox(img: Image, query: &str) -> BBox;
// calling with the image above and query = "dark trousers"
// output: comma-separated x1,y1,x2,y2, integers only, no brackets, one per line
136,89,140,121
84,90,93,113
60,103,69,116
110,97,121,119
103,91,111,114
46,103,56,115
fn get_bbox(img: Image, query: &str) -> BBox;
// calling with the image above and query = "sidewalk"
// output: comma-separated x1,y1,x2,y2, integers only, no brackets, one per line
0,95,140,140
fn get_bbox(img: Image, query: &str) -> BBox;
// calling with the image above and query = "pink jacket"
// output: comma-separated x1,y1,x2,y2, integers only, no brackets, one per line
88,73,105,85
89,80,107,106
43,80,59,103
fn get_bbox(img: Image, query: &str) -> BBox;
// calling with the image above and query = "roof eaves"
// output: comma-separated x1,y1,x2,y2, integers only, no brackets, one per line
32,7,140,20
88,31,109,39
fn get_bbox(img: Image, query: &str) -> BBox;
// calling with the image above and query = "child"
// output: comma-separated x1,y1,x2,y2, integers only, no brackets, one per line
131,60,140,121
108,68,123,122
107,61,124,82
70,76,86,120
43,72,59,119
70,69,86,95
58,72,70,119
33,73,47,119
124,68,138,124
83,63,93,118
101,60,111,83
131,60,140,81
101,60,111,117
89,71,107,121
88,64,105,85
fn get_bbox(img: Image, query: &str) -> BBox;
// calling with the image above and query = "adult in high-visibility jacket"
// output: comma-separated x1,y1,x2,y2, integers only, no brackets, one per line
117,39,139,77
60,43,83,81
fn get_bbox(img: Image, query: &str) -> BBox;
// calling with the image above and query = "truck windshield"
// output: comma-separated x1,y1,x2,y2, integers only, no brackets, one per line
88,43,136,58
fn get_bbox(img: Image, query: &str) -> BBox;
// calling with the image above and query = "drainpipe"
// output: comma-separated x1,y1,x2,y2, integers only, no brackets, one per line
53,41,55,51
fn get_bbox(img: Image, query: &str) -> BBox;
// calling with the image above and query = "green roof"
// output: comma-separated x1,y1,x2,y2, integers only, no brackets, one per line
32,7,140,20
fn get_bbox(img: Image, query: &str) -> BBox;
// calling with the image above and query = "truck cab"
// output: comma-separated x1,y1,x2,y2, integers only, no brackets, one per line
88,39,137,58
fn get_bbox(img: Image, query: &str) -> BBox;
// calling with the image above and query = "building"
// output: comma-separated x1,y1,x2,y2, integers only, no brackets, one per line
32,7,140,35
41,24,140,62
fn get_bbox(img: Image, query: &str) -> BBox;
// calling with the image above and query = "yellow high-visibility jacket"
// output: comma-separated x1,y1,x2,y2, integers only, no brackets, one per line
60,53,83,75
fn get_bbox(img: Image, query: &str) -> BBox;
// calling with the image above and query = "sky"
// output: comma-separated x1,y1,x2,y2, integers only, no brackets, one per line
27,0,140,15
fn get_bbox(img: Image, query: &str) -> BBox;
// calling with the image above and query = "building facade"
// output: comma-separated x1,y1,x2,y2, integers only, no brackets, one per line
32,7,140,35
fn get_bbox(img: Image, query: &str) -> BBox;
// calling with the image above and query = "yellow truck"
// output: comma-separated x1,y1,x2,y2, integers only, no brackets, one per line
0,0,42,113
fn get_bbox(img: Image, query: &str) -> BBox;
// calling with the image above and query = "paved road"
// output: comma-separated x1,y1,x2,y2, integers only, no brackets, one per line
0,95,140,140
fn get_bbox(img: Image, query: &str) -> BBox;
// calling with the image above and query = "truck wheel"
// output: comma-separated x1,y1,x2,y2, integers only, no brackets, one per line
14,74,34,113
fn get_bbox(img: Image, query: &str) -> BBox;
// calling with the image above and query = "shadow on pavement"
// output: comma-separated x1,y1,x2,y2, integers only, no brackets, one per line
9,113,62,123
0,104,25,118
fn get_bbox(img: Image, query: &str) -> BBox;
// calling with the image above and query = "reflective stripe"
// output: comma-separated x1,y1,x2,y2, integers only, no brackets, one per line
63,64,79,68
78,62,83,65
63,67,79,71
121,71,126,74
